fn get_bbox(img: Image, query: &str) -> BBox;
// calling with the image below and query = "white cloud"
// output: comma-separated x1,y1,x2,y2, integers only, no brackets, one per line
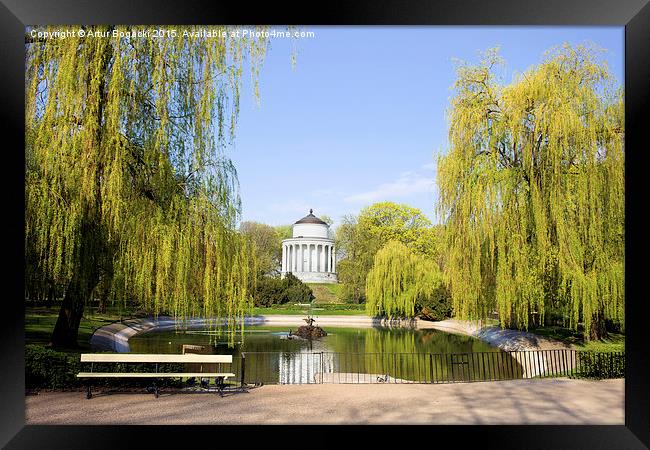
421,162,437,171
343,171,435,204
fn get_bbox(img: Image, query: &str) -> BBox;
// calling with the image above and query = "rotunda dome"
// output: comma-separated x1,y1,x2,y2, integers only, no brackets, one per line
293,209,329,238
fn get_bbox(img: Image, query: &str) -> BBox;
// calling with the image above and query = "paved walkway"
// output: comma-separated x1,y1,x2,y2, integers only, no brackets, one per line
25,378,623,425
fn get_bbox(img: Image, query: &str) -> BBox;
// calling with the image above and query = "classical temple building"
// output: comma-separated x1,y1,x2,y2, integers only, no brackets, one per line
281,209,337,284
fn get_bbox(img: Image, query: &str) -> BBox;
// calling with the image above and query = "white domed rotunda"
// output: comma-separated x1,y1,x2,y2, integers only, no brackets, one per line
281,209,337,284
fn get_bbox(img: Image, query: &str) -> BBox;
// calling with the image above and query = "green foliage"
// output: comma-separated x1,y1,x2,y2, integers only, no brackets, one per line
274,224,293,241
240,221,283,275
365,241,445,318
415,284,452,321
437,44,624,340
336,203,442,303
25,344,186,389
25,345,82,389
358,202,437,256
25,26,273,345
574,351,625,379
253,273,314,307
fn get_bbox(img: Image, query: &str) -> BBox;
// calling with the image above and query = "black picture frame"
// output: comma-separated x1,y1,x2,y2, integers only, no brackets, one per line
2,0,648,448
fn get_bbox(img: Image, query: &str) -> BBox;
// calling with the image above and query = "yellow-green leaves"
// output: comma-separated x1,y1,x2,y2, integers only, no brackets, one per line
25,26,268,346
438,44,624,339
366,241,443,318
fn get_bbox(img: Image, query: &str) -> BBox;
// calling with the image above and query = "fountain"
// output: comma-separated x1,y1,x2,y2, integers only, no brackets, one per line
291,315,327,339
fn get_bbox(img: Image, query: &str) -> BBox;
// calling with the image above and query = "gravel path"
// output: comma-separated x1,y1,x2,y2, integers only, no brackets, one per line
25,378,623,425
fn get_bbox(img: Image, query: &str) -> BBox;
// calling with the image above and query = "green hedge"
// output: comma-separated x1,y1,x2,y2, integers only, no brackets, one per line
26,344,188,389
25,344,81,389
574,351,625,379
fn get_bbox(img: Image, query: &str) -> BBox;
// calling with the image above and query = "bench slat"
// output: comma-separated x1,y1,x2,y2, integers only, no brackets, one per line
77,372,235,378
80,354,232,363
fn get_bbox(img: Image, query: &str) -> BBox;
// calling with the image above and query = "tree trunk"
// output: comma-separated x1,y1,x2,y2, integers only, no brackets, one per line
50,31,111,348
97,290,107,314
45,280,55,308
50,227,101,348
50,278,87,348
588,311,608,341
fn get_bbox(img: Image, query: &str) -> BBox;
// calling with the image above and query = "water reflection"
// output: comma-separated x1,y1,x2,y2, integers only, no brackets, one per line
129,325,523,384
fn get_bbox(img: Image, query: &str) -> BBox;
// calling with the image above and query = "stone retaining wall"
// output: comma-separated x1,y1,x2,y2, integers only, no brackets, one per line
90,315,574,378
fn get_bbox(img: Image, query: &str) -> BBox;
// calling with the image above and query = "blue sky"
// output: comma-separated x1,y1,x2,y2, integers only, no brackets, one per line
227,26,624,229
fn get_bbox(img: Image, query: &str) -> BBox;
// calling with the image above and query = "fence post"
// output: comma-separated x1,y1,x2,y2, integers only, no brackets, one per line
240,353,246,389
320,352,324,384
393,353,397,383
429,354,433,384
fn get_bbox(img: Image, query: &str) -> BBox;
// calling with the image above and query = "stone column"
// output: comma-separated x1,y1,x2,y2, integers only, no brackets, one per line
326,245,330,272
331,245,336,273
308,244,312,272
307,244,311,272
299,244,304,272
325,244,328,272
319,244,325,273
295,244,299,272
327,245,332,273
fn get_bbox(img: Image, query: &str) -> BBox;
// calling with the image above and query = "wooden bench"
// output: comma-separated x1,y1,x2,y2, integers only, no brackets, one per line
77,353,235,399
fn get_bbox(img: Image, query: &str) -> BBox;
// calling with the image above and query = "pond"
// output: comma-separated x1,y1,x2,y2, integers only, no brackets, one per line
129,324,524,384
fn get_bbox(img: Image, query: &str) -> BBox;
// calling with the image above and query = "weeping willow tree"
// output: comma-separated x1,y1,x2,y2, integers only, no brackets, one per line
437,44,624,340
25,25,271,347
366,241,444,318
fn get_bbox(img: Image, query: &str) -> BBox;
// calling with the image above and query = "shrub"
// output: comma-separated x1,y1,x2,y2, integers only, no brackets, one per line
253,277,288,307
415,285,452,321
253,273,314,307
574,351,625,379
25,344,81,389
25,344,186,390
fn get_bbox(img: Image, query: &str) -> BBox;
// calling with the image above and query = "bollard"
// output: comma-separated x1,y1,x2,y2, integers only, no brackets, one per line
240,353,246,389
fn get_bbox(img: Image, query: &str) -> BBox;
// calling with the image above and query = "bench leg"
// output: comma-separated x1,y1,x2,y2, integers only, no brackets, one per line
86,384,92,400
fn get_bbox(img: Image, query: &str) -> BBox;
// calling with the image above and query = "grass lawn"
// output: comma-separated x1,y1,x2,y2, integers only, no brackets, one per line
307,283,343,304
25,306,136,352
252,302,367,316
529,325,625,352
26,303,368,351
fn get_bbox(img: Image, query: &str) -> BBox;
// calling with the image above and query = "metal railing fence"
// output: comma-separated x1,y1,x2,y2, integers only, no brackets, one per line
234,350,625,386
